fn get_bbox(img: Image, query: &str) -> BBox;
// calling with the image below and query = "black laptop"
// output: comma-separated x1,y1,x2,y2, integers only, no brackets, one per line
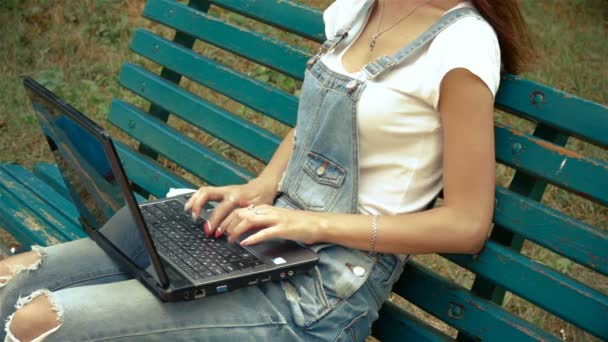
24,77,319,302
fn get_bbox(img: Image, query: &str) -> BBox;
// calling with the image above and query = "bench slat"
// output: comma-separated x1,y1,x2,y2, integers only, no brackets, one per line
118,63,281,163
494,186,608,275
0,184,74,248
497,75,608,148
144,0,311,80
1,165,80,228
372,301,453,341
0,202,41,250
115,141,195,198
109,100,253,186
496,124,608,206
208,0,325,42
131,29,298,126
0,166,84,241
32,163,71,201
396,261,560,341
446,241,608,340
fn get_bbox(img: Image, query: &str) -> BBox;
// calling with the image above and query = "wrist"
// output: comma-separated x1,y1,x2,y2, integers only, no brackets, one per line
254,171,281,189
247,176,279,199
309,213,330,244
248,175,275,188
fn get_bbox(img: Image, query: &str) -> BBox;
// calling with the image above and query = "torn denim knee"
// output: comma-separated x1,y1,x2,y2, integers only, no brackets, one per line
4,289,63,342
0,246,46,288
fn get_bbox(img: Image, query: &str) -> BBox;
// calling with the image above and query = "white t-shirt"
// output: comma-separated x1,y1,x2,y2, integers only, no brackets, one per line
320,0,501,215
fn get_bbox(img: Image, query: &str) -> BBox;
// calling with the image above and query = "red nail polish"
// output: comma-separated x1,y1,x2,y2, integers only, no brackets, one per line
214,228,222,238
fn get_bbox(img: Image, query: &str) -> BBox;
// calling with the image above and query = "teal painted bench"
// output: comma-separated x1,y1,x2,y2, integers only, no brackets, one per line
1,0,607,340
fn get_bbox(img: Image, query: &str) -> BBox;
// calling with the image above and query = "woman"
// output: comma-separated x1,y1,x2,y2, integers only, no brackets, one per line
0,0,533,340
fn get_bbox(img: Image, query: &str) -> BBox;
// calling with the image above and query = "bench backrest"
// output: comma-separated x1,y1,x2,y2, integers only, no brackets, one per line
107,0,608,340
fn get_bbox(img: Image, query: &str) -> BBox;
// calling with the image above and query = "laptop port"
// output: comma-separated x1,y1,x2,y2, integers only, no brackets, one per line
216,285,228,293
260,275,272,283
248,279,259,285
194,288,206,299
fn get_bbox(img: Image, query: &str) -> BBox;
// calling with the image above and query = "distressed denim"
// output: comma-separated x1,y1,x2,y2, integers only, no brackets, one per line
0,230,401,341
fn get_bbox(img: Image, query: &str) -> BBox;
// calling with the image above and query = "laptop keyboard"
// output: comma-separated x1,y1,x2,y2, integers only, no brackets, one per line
140,199,264,280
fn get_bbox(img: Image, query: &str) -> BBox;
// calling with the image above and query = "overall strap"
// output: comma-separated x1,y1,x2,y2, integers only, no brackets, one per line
363,7,481,80
308,0,375,68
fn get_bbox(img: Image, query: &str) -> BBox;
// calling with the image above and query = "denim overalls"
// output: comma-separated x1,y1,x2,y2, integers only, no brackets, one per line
272,4,480,340
0,4,480,342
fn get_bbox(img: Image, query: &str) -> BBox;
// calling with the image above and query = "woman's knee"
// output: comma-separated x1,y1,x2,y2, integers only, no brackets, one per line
0,249,44,287
6,291,62,342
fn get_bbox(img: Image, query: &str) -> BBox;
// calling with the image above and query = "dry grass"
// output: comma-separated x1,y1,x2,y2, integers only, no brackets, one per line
0,0,606,340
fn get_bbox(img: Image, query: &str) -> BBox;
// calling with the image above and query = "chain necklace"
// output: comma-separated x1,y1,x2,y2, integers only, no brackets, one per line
369,0,433,51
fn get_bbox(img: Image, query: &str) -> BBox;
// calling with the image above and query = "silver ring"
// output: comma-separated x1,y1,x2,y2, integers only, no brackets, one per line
247,204,260,215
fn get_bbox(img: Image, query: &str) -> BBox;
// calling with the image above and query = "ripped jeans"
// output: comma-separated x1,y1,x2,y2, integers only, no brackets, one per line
0,212,403,341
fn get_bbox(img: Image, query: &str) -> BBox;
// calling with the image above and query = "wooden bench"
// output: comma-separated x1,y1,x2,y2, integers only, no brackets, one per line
1,0,606,340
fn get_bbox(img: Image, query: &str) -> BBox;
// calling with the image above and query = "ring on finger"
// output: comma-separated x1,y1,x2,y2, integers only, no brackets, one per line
247,204,260,215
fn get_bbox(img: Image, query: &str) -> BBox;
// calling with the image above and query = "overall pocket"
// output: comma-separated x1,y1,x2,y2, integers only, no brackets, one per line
281,245,376,329
291,152,346,212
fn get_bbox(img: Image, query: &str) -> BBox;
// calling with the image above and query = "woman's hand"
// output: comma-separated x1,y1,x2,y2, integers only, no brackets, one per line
220,204,322,246
184,178,278,237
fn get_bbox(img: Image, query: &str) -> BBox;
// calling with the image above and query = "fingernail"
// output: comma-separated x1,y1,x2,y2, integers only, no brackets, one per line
184,202,191,212
240,238,250,246
203,222,210,237
214,227,223,238
191,212,197,222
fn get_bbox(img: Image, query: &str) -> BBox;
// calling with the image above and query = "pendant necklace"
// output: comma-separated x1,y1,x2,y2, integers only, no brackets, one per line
370,0,433,51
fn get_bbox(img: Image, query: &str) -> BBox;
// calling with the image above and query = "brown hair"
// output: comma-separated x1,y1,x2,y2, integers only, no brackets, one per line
471,0,535,74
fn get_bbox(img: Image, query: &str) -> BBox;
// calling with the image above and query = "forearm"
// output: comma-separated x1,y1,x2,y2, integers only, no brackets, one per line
313,205,491,255
254,128,295,189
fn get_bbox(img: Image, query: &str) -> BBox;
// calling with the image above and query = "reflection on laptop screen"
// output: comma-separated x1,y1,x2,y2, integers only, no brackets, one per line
28,89,154,273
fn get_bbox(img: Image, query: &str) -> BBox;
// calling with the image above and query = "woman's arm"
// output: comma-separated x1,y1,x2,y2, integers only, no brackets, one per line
256,128,296,193
227,69,495,255
186,128,295,235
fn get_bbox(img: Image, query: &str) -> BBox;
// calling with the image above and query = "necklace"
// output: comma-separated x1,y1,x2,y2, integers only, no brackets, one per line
369,0,433,51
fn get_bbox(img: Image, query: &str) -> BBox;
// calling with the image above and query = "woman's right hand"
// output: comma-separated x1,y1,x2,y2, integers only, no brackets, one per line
184,177,278,237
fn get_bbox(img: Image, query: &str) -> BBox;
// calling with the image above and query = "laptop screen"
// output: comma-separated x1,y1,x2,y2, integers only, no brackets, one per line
27,86,157,278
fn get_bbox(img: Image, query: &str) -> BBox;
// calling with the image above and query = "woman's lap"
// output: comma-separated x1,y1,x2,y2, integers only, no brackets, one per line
0,224,402,341
43,278,299,341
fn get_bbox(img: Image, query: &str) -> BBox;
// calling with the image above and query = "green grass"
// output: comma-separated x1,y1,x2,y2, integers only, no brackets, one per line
0,0,606,341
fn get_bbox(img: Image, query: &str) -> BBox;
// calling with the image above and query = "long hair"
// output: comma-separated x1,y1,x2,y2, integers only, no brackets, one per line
471,0,535,74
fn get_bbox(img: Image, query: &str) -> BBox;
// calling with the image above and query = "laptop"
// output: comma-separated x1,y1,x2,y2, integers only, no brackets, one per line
24,76,319,302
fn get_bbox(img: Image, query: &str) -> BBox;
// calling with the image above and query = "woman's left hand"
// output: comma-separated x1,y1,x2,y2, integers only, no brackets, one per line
218,204,321,246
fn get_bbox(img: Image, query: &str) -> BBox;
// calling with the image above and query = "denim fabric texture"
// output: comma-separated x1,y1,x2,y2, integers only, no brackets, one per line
0,5,480,341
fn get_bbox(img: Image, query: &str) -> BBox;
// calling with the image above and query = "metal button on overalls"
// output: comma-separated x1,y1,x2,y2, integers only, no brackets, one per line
346,80,358,93
352,266,366,277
